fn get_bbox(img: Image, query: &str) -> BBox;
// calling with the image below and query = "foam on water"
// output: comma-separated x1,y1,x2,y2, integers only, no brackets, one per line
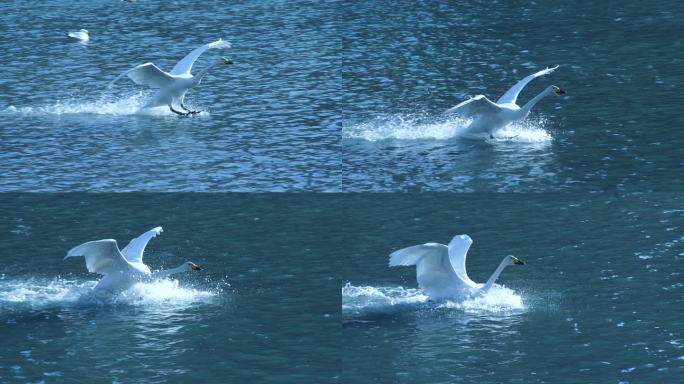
342,282,526,316
3,92,204,117
0,276,217,311
342,112,552,144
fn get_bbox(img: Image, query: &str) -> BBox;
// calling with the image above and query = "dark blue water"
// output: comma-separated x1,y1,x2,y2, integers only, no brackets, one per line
342,193,684,383
0,194,339,383
341,1,684,192
0,0,340,191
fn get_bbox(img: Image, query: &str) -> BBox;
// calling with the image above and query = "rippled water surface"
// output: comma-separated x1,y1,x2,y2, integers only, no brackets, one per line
341,194,684,383
0,0,340,191
341,1,684,191
0,194,338,383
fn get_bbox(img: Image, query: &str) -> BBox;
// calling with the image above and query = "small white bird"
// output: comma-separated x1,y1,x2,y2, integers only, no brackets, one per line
64,227,202,292
446,66,565,138
67,29,89,43
389,234,524,300
109,39,233,116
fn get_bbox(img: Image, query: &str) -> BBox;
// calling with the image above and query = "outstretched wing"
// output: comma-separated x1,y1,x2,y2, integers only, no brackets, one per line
496,65,559,105
447,234,473,283
121,227,163,264
390,242,469,298
109,62,174,88
170,39,232,76
64,239,131,275
445,95,501,117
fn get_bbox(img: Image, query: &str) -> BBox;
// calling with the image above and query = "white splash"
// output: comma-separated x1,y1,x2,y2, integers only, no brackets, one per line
0,276,217,311
4,92,189,117
342,112,552,144
342,282,525,316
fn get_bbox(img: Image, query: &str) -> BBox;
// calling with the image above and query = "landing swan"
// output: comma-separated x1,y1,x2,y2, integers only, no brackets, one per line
446,66,565,138
389,234,524,300
64,227,201,292
109,39,233,116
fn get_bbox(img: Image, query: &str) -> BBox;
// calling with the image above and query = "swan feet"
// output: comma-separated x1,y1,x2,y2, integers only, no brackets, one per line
169,105,201,117
180,103,201,115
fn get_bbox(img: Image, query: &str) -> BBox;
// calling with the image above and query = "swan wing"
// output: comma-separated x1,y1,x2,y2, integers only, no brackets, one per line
170,39,232,76
496,65,559,105
445,95,501,117
447,234,473,283
109,63,174,89
64,239,132,275
390,243,466,298
121,227,163,264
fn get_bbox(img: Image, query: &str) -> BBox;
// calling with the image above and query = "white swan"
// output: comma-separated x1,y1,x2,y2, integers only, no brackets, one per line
446,66,565,138
109,39,233,116
67,29,89,43
389,234,524,300
64,227,201,292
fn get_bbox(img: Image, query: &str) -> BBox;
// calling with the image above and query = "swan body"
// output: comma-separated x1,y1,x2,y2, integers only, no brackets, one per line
64,226,201,292
446,66,565,138
110,39,233,116
389,234,524,300
67,29,89,42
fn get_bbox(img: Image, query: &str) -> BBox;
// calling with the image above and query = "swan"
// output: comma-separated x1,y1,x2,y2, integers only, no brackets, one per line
67,29,89,43
109,39,233,116
64,226,201,292
445,66,565,138
389,234,524,300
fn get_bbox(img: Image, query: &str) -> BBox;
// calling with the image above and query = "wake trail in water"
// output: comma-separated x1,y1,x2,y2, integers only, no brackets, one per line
342,112,552,143
342,283,526,317
0,276,217,311
3,92,193,117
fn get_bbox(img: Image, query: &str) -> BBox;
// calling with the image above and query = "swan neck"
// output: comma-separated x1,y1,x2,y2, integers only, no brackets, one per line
481,257,509,292
521,87,552,115
151,264,186,279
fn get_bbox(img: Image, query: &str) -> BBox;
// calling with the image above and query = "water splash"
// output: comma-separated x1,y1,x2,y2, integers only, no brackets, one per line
4,92,187,117
342,283,525,316
0,276,217,311
342,112,551,143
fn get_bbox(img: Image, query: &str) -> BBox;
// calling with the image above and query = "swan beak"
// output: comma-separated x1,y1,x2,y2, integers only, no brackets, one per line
191,263,201,271
512,256,525,265
222,57,233,65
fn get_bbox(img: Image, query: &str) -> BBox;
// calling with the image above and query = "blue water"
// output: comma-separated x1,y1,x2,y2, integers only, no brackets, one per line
342,193,684,383
1,0,684,383
0,194,338,383
341,1,684,191
0,0,340,191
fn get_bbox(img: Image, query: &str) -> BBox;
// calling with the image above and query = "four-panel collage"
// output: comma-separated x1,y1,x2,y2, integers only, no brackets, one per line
1,1,682,383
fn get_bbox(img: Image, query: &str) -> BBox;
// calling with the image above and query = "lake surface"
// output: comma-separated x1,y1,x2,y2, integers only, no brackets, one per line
0,194,339,383
341,193,684,383
0,0,340,192
341,1,684,192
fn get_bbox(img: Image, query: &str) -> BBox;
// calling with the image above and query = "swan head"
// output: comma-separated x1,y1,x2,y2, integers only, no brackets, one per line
221,57,233,65
551,85,566,95
508,255,525,266
185,261,202,271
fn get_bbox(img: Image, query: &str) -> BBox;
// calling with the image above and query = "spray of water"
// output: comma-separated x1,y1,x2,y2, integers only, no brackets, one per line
343,112,552,143
4,91,206,117
342,282,526,316
0,276,217,311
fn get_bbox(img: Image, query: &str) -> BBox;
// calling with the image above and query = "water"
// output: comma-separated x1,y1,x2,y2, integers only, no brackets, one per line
1,1,684,383
0,0,340,191
0,194,339,383
341,1,684,191
341,193,684,383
